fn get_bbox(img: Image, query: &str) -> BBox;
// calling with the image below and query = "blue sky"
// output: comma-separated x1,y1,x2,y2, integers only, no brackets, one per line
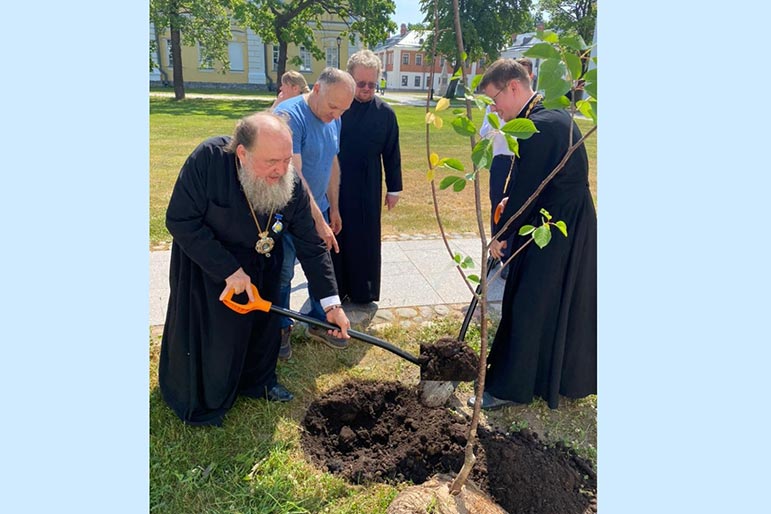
392,0,425,29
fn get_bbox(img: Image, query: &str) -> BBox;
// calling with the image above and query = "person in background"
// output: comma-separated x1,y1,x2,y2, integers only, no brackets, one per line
332,49,402,304
159,112,350,426
271,70,310,110
379,76,387,95
470,58,596,411
273,68,355,358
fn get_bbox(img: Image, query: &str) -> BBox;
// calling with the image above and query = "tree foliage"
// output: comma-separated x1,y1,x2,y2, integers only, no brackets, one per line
150,0,233,100
418,0,533,97
232,0,397,85
533,0,596,44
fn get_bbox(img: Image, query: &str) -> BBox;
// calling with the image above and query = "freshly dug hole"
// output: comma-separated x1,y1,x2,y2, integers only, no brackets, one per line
419,337,478,381
301,380,597,514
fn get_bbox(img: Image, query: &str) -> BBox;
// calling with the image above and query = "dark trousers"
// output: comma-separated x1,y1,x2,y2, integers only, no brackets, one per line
489,154,516,261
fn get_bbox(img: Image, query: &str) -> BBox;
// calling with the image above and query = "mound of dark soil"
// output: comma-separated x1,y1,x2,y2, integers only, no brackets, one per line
419,337,479,381
301,380,596,514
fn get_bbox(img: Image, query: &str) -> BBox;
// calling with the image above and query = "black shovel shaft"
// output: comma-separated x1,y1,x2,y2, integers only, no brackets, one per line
269,304,422,365
458,256,497,342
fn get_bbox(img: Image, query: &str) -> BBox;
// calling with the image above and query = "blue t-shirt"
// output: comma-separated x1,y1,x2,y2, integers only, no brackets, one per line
274,95,341,213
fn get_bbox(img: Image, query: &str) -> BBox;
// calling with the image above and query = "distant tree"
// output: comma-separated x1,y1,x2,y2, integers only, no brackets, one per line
233,0,397,83
407,22,428,31
150,0,233,100
418,0,533,98
533,0,596,44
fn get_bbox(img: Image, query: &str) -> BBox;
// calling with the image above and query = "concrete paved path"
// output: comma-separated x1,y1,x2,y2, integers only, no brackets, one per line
149,237,504,326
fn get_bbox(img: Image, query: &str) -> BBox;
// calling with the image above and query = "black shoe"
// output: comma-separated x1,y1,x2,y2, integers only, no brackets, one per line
265,383,294,402
467,391,514,410
307,325,349,349
278,326,292,360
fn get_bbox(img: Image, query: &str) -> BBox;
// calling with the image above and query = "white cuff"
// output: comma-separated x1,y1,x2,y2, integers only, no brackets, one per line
320,295,342,310
386,191,401,196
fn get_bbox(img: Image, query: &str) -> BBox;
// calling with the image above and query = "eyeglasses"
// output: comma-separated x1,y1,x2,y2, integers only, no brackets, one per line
490,87,506,106
356,81,377,90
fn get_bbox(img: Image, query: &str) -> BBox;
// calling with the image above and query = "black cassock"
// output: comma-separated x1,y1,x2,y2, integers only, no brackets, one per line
159,137,336,426
486,101,597,409
333,97,402,302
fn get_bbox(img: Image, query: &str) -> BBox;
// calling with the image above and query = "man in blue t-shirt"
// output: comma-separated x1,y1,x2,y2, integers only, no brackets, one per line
273,67,355,358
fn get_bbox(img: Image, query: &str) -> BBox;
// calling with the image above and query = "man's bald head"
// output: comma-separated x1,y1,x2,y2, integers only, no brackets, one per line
225,111,293,154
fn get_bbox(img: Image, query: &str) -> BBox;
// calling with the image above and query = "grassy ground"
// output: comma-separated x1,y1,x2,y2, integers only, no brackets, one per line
149,94,596,248
150,317,596,513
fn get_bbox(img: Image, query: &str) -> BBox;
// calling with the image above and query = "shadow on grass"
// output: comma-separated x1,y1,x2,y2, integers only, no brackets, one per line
150,97,273,120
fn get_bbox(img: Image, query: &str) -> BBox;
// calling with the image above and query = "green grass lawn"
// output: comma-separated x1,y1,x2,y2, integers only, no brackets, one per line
150,95,596,248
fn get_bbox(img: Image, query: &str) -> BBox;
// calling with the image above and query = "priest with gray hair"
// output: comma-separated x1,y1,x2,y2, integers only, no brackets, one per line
159,111,350,427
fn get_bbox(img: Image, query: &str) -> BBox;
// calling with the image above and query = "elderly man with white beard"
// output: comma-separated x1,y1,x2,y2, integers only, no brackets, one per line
159,111,351,427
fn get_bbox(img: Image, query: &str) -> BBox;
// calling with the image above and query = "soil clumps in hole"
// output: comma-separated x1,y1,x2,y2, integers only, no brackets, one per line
419,337,478,381
301,380,596,513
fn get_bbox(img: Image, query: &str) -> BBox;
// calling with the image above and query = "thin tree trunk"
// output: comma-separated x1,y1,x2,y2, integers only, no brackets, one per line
171,27,184,100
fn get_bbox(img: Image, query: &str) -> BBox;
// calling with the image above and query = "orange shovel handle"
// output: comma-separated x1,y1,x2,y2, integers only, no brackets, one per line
493,202,503,225
221,284,272,314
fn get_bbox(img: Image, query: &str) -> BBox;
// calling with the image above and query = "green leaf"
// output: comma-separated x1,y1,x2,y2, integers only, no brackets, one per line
500,118,538,139
538,30,559,44
474,97,489,110
561,34,588,51
467,274,480,284
538,58,570,99
543,95,571,109
505,134,519,156
583,70,597,100
439,175,461,190
555,221,568,237
471,74,483,91
486,112,501,130
452,177,467,192
539,208,552,221
452,108,465,114
439,157,465,172
461,256,474,269
461,51,467,62
518,224,536,236
524,42,560,60
451,116,477,137
564,53,582,82
453,252,462,263
533,225,552,248
576,99,597,123
452,67,463,80
583,68,597,83
472,138,493,170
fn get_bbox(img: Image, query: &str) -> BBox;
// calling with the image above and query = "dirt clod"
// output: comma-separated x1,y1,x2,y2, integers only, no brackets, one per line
419,337,478,381
301,380,596,514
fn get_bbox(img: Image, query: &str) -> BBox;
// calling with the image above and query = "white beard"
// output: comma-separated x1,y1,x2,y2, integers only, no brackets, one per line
238,162,296,215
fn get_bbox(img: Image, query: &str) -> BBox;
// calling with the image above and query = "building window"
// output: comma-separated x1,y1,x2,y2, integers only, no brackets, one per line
416,54,423,66
414,76,421,87
402,53,409,65
300,47,312,71
198,44,214,69
401,75,408,86
229,42,244,72
388,53,393,65
272,46,278,71
326,47,338,68
166,39,173,68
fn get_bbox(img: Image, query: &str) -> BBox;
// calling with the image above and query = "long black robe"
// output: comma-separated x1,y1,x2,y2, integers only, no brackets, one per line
159,137,336,426
333,97,402,302
486,102,597,409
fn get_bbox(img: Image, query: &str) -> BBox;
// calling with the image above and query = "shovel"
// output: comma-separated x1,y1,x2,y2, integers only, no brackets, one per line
222,284,421,365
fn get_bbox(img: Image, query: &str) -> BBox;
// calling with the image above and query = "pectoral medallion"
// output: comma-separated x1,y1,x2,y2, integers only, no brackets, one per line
255,232,275,257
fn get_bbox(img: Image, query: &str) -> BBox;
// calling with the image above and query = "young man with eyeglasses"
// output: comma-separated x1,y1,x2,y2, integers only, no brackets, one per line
468,58,597,411
331,49,403,305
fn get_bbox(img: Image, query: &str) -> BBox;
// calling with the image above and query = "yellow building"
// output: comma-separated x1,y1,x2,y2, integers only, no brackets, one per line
150,15,362,90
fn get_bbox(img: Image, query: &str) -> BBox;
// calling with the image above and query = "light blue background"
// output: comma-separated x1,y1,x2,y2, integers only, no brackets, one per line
2,2,770,513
